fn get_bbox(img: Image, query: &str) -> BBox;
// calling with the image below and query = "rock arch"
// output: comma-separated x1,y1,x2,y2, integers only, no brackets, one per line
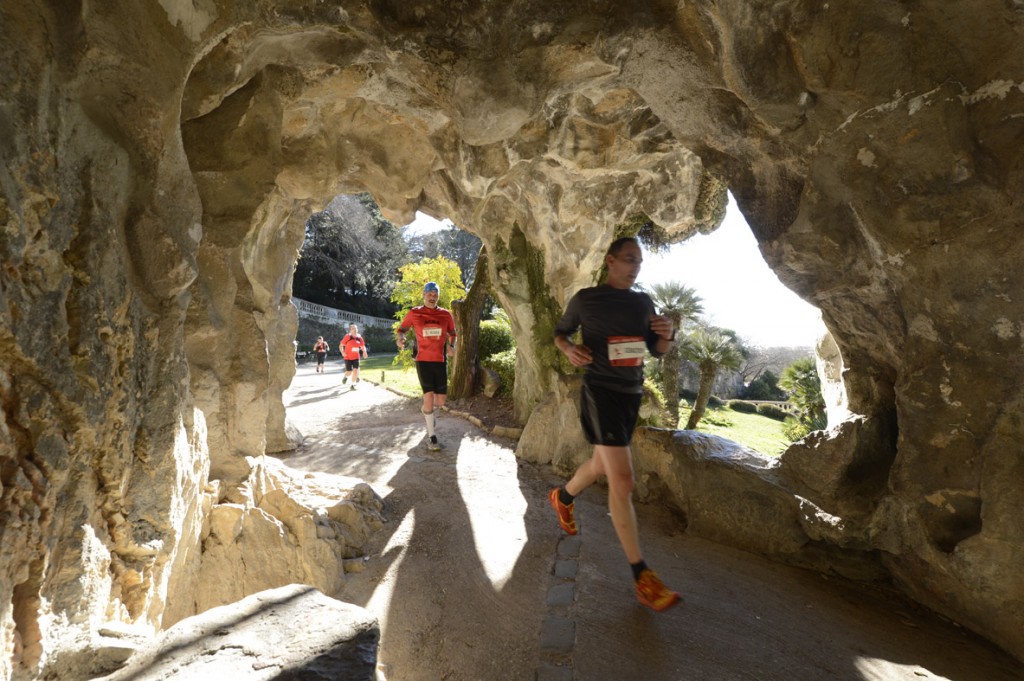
2,0,1022,675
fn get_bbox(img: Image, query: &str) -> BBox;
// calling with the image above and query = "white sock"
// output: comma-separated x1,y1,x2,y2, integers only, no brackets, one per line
423,409,435,437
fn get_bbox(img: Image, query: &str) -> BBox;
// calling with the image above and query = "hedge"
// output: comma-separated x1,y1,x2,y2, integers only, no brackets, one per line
728,400,758,414
478,319,515,360
756,403,789,421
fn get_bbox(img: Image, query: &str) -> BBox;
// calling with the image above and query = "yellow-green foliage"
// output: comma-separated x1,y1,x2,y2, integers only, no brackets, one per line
390,256,466,312
390,256,466,368
783,418,812,442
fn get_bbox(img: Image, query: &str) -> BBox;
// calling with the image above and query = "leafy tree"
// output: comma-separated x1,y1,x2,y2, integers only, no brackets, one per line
390,256,466,368
779,357,827,438
293,193,408,317
643,282,704,426
679,327,745,429
743,369,787,400
406,225,483,286
736,345,812,387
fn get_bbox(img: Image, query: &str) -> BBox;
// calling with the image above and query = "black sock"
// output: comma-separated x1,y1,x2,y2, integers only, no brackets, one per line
558,487,575,506
630,560,648,581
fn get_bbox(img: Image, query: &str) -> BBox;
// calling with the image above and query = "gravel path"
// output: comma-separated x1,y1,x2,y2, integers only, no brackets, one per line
280,364,1023,681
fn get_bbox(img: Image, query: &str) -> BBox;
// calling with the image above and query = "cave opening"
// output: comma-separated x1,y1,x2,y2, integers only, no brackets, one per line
4,3,1023,675
288,195,491,357
637,192,832,455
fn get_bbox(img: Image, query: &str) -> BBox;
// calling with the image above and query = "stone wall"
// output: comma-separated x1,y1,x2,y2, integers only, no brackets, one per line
2,0,1023,675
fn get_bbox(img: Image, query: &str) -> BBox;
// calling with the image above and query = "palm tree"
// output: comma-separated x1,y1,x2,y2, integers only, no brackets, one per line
643,283,704,426
679,327,744,429
779,357,827,432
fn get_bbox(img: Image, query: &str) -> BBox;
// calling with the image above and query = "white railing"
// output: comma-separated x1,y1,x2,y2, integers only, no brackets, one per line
744,400,798,413
293,297,394,329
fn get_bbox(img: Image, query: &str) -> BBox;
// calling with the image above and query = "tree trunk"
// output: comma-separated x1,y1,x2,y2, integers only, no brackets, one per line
661,311,683,427
449,247,489,399
663,344,680,427
686,362,718,429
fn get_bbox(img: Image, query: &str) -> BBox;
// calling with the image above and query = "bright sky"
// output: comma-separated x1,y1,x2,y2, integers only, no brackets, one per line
636,194,823,348
403,214,454,236
405,194,824,348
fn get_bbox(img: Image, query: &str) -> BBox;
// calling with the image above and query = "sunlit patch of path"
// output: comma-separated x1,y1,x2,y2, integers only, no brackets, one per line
281,364,559,680
280,363,1024,681
455,433,528,590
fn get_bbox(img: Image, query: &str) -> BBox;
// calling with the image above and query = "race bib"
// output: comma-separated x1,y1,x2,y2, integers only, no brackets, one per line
608,336,645,366
423,327,443,338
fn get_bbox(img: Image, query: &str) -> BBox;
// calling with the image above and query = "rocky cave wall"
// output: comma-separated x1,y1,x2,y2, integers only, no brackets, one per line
2,0,1023,676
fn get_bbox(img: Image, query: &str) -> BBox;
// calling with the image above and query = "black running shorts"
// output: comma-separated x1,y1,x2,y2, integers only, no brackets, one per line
416,361,448,395
345,358,361,371
579,381,642,446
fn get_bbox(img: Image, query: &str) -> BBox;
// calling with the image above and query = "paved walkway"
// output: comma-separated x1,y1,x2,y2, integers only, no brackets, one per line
279,364,1024,681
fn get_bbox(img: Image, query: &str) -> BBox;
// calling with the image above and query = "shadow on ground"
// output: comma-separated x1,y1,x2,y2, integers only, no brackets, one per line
279,363,1024,681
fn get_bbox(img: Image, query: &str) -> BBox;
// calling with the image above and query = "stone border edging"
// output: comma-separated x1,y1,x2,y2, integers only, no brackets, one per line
442,407,523,441
361,379,523,441
537,534,581,680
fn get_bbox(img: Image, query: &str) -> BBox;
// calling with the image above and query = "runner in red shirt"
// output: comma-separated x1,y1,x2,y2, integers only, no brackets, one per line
396,282,457,451
340,324,369,389
313,336,330,373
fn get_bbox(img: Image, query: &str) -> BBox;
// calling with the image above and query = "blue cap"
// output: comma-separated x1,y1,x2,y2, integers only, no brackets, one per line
423,282,439,293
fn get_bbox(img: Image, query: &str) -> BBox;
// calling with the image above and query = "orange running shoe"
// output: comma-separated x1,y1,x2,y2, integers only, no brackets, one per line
635,569,681,612
548,488,578,535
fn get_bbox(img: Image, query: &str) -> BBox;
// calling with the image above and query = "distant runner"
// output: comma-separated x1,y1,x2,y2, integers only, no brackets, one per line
549,236,681,612
313,336,329,373
396,282,457,451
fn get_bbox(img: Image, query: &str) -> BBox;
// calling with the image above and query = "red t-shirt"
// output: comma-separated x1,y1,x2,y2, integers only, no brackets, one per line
341,334,366,360
398,306,456,362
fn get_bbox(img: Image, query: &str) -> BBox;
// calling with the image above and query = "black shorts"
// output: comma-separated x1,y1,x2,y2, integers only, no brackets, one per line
315,352,326,365
345,358,361,371
579,381,642,446
416,361,448,395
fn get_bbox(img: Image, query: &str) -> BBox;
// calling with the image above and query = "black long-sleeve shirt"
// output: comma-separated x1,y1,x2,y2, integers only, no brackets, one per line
554,285,665,394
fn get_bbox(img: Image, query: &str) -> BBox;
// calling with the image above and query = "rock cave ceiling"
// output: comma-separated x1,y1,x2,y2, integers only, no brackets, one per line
179,5,1024,660
1,0,1023,673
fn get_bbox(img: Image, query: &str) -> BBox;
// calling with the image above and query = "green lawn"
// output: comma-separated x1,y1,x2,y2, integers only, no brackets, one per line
358,354,422,396
677,404,791,457
352,354,791,456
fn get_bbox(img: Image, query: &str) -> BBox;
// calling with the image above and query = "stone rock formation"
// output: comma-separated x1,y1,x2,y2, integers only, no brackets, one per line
2,0,1023,676
101,584,379,681
189,457,385,620
816,330,850,430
